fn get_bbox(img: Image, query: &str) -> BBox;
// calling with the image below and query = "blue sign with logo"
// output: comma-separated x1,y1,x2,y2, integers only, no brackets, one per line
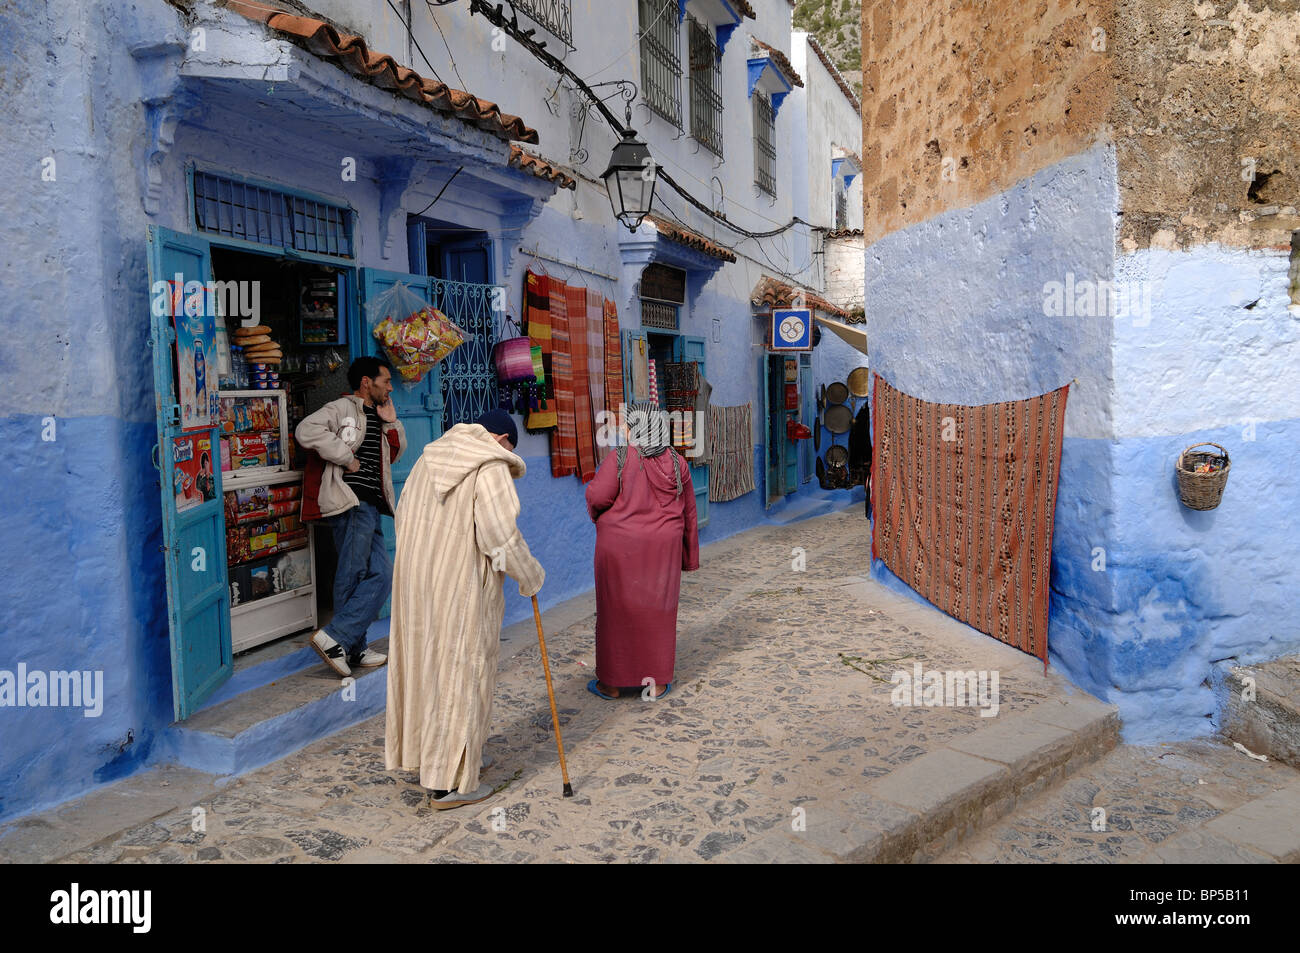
771,308,812,350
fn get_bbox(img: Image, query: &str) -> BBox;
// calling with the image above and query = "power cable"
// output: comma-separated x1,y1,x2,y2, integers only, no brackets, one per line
385,0,445,84
424,1,470,90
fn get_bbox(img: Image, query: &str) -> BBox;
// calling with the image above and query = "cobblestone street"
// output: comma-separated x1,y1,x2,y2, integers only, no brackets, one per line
5,510,1297,864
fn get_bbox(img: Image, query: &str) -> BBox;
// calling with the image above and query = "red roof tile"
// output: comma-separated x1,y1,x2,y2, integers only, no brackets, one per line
646,215,737,263
509,146,577,190
733,0,757,18
750,37,804,88
221,0,540,144
826,227,863,239
750,276,849,319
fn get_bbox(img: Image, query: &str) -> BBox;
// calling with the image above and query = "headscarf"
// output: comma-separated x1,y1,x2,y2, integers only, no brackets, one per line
623,400,682,497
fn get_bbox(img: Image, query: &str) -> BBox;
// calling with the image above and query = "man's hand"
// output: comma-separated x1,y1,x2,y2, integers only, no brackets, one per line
376,397,397,424
345,457,361,473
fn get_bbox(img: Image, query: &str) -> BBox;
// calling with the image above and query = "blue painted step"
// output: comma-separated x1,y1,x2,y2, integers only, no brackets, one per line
163,637,389,777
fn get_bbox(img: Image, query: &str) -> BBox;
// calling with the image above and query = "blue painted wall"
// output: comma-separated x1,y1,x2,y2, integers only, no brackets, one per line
863,141,1300,742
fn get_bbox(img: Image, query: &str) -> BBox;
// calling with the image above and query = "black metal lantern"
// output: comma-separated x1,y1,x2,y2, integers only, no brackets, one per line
601,129,656,231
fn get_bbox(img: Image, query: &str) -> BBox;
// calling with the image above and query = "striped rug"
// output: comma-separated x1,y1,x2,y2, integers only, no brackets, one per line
587,289,608,464
565,283,596,482
549,278,577,477
870,375,1069,666
707,403,756,502
603,299,623,420
523,270,556,430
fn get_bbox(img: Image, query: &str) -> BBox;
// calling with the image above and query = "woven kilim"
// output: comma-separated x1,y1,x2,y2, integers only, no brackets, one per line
587,289,608,464
603,299,623,420
566,283,597,482
549,278,577,477
524,270,556,430
663,362,698,451
707,403,756,502
870,375,1068,665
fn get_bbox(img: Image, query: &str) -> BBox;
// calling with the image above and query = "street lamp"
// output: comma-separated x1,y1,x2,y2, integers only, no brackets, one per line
601,128,657,231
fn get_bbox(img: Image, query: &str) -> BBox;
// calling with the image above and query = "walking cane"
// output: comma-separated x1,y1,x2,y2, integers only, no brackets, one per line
532,594,574,797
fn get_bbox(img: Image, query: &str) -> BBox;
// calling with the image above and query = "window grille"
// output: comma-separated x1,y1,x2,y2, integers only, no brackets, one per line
433,276,501,430
512,0,573,49
193,171,353,258
754,92,777,196
639,0,682,129
687,15,723,158
641,299,679,331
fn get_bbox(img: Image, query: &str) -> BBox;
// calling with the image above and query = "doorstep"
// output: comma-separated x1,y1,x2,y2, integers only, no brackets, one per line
162,637,391,777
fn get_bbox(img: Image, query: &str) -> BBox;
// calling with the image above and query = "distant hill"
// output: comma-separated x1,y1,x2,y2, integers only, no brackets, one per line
793,0,862,100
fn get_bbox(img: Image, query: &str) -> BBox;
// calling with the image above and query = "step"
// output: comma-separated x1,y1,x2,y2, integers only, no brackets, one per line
1221,655,1300,770
163,638,390,776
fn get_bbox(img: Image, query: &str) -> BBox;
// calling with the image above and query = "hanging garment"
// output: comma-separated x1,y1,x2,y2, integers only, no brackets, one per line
707,403,756,502
871,375,1069,667
663,361,699,452
549,278,578,477
693,371,712,465
386,424,545,793
629,336,649,402
524,270,557,430
585,444,699,689
647,358,659,405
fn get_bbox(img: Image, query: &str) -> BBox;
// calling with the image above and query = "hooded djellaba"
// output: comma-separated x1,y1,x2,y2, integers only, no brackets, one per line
385,412,544,809
583,401,700,701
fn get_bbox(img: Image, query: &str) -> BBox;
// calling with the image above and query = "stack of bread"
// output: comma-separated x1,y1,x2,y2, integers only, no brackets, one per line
232,324,281,365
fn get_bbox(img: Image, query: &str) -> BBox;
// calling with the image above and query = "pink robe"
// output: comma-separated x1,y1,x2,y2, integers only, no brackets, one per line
585,446,700,687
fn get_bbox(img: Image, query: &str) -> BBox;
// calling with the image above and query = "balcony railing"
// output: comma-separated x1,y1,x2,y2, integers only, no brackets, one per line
512,0,573,50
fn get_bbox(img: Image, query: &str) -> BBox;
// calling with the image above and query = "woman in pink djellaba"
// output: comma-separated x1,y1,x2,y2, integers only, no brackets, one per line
585,401,700,699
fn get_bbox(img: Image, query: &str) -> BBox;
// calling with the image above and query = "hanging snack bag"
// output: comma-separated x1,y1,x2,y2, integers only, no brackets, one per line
366,281,467,383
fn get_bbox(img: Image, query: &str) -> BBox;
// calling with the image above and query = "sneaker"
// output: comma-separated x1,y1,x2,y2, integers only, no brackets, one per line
353,649,387,669
310,630,351,678
431,783,495,811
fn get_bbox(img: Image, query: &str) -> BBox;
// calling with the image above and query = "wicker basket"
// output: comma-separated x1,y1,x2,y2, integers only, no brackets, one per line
1176,442,1230,510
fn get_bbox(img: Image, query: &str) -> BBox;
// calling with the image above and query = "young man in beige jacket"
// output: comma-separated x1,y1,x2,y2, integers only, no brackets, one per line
296,356,406,677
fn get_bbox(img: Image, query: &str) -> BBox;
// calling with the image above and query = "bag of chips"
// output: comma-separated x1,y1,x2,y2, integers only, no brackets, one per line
365,281,467,383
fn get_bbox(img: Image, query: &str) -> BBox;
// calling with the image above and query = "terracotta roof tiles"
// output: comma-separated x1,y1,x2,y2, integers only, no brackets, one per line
750,276,849,319
750,37,804,88
645,215,737,263
806,35,860,113
221,0,540,144
509,146,577,190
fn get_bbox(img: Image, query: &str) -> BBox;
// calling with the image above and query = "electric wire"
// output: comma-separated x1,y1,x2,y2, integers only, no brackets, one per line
424,1,470,90
385,0,445,83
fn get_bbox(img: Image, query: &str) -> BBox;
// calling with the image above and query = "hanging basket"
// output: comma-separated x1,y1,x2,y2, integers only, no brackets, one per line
1176,442,1230,510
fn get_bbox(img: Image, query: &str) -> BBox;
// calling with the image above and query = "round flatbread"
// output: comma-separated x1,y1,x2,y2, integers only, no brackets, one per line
251,355,281,365
235,333,272,347
245,348,282,359
231,324,272,336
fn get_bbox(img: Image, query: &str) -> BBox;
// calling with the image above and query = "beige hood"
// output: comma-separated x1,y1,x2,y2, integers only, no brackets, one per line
422,423,527,503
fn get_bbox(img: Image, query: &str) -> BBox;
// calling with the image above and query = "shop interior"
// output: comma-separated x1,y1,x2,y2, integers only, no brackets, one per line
210,246,353,654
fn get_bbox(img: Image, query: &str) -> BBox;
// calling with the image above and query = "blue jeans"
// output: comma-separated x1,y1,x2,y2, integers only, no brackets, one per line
327,501,392,658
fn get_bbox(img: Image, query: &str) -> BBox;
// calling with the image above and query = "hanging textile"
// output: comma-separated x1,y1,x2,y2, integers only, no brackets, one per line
629,337,649,402
647,358,659,405
524,270,557,430
663,361,699,452
707,403,756,502
603,299,623,419
694,371,713,465
566,283,597,482
871,375,1069,667
549,277,578,477
587,289,608,464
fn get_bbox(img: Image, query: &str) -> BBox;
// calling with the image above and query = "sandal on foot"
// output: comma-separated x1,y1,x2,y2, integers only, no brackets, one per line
587,678,619,700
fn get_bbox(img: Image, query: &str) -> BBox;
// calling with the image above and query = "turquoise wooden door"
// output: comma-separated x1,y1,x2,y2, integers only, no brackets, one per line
799,356,813,484
147,226,232,720
358,268,441,561
761,354,775,507
675,335,708,526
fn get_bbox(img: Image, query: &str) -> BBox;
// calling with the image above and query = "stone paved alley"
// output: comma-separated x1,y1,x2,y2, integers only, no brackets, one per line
3,509,1298,864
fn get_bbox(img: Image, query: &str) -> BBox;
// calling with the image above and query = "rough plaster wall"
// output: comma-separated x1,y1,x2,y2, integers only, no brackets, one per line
859,0,1114,245
1113,0,1300,251
0,0,186,821
824,236,865,311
